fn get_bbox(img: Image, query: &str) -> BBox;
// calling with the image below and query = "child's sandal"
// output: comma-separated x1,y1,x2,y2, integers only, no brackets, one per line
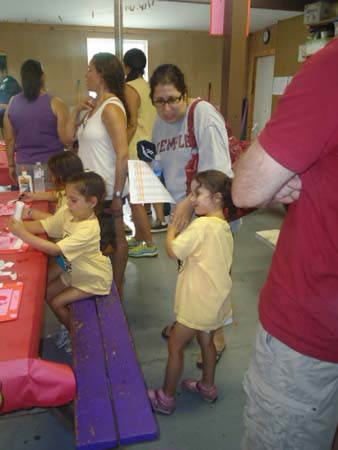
147,388,176,415
181,379,218,403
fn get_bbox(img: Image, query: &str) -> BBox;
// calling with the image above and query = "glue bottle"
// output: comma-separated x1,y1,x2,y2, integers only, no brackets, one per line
18,166,33,193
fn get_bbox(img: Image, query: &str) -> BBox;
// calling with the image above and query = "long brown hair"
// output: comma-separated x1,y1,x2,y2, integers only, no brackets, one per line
91,52,130,122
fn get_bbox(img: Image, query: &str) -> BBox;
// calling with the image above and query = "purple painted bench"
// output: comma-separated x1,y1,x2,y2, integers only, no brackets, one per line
71,283,158,450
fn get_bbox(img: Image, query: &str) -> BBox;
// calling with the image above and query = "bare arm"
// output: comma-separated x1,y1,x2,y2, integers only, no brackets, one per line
102,103,128,213
51,96,72,146
232,139,299,208
3,99,17,183
8,218,61,255
21,191,58,202
165,223,178,259
63,97,95,143
124,84,140,143
22,207,51,221
22,220,46,234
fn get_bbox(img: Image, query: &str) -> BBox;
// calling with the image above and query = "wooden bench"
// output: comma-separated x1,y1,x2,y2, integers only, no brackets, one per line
71,282,158,450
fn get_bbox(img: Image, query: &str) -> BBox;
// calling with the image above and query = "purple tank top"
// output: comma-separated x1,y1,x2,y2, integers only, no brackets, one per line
8,93,63,164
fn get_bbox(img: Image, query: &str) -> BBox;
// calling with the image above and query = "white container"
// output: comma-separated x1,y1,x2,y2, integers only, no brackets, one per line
33,162,45,192
306,37,330,56
18,167,33,193
304,2,331,24
13,201,24,221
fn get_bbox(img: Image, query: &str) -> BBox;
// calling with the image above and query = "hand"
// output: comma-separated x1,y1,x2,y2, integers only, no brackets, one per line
8,218,25,237
171,197,193,232
111,197,123,217
20,191,35,202
273,175,302,204
77,96,95,113
22,207,32,220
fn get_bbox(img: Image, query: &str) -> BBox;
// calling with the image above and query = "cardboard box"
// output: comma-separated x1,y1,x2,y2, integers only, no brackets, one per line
304,2,331,24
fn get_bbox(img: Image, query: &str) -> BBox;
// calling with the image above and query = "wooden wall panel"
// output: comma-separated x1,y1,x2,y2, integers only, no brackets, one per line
247,14,308,136
0,23,223,108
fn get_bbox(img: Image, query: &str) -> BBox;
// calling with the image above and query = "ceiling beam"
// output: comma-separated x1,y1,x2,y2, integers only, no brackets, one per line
251,0,305,11
157,0,308,10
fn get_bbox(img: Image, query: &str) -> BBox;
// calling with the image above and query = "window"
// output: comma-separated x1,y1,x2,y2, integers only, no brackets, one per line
87,38,149,79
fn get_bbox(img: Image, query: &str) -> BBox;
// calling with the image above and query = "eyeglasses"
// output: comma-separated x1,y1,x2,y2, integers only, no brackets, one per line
153,95,183,107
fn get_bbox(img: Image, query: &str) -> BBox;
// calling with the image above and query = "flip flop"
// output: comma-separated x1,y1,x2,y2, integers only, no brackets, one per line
196,346,226,370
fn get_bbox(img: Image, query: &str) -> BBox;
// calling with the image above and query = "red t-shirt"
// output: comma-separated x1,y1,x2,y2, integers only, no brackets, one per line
258,38,338,363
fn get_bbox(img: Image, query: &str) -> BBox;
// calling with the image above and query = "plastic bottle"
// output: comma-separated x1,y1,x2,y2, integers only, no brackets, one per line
151,155,162,177
33,162,45,192
18,166,33,193
13,201,24,221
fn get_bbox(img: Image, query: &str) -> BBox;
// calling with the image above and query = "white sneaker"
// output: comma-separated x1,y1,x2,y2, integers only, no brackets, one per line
55,325,70,349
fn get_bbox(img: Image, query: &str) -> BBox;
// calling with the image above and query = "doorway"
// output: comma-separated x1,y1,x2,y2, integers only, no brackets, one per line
251,54,275,139
248,53,275,140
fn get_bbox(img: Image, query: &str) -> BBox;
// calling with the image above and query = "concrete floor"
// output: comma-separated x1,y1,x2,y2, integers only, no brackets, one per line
0,205,285,450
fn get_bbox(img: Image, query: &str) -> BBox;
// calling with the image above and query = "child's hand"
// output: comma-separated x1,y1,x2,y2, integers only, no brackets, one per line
21,207,31,220
8,218,25,237
20,191,35,202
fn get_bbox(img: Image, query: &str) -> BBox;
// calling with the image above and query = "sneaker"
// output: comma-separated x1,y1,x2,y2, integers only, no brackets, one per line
151,219,168,233
128,243,158,258
148,388,176,415
127,237,143,248
181,379,218,403
64,337,72,355
54,325,70,349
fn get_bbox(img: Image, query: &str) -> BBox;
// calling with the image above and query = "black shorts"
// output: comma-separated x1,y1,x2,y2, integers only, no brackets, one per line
98,200,116,251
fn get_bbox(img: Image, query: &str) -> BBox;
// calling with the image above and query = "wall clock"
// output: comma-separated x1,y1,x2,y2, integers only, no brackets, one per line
262,28,271,44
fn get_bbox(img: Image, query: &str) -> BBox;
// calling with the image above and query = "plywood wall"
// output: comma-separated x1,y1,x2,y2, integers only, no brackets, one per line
0,23,223,108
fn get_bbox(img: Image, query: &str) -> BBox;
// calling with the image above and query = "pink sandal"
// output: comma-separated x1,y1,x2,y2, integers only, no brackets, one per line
181,379,218,403
147,388,176,415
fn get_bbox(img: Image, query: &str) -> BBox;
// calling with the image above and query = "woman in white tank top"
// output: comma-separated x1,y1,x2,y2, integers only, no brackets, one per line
65,53,129,298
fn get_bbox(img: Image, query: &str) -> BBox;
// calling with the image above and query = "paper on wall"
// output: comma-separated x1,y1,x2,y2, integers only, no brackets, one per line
128,160,176,205
272,77,293,96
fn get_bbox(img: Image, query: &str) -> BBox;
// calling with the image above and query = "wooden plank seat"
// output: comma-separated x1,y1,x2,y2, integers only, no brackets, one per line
71,283,158,450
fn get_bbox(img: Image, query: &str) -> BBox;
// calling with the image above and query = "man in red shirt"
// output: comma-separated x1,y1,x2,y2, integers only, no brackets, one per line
233,38,338,450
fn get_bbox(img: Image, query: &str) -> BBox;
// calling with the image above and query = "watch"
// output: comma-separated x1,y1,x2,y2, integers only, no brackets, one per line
113,190,122,198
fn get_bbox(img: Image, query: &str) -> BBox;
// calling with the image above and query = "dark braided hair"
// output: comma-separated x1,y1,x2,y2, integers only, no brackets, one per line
21,59,43,101
123,48,147,82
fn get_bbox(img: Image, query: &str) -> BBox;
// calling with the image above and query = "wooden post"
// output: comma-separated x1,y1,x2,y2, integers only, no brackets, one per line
114,0,123,60
220,0,249,137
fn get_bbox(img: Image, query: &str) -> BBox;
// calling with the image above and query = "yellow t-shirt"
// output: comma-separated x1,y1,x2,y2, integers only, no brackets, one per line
127,78,157,160
56,190,67,209
171,216,233,331
41,207,112,295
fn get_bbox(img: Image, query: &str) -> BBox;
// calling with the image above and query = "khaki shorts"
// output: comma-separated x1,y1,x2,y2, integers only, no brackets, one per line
242,324,338,450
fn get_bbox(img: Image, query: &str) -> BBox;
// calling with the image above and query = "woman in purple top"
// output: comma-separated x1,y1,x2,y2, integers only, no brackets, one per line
4,59,71,187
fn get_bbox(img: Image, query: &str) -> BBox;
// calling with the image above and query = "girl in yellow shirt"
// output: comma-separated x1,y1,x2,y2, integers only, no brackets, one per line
148,170,234,415
9,171,112,348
